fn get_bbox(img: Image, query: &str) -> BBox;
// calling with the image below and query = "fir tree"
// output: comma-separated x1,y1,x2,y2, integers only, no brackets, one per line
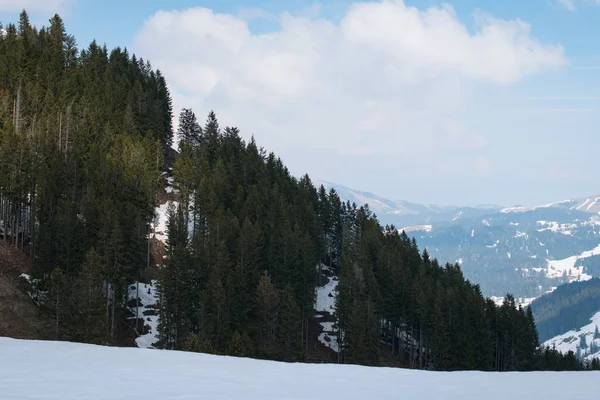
255,270,278,358
72,248,110,344
580,334,589,352
227,330,254,357
177,108,202,147
277,286,303,362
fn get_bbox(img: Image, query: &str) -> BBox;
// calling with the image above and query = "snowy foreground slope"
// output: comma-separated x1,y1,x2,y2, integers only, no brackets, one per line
1,338,599,400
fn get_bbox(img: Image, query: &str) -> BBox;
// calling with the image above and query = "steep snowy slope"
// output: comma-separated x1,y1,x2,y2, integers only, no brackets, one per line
543,311,600,362
535,196,600,215
0,337,598,400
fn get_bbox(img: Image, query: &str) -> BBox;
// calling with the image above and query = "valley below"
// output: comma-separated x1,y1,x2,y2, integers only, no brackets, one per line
319,181,600,300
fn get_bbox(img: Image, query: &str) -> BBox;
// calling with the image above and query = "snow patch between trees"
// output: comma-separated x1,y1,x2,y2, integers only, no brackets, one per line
315,275,337,314
153,202,174,243
127,281,160,348
315,265,340,352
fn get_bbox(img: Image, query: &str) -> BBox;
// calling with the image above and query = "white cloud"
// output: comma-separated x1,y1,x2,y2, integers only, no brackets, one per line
555,0,600,10
555,0,576,10
134,1,567,202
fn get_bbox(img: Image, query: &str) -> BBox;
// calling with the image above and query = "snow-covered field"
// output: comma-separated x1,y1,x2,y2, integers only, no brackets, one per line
544,244,600,282
0,337,598,399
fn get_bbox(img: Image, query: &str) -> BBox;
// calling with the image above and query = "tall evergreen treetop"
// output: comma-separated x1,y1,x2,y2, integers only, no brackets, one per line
177,107,202,147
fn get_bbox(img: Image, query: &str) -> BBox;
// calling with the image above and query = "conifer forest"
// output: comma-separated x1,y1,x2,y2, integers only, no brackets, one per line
0,11,597,372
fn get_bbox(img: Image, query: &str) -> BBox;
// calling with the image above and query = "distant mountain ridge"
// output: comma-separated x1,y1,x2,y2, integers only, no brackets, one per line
314,180,504,228
501,196,600,215
316,180,599,225
317,180,600,299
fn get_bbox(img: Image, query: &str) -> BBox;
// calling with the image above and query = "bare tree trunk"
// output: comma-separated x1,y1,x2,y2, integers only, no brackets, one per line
419,324,423,369
65,103,72,158
111,286,116,337
15,84,21,134
410,324,415,369
30,187,35,258
30,113,36,137
337,329,342,364
147,221,151,281
20,203,24,250
423,330,428,369
14,202,19,249
305,313,309,356
400,325,405,365
4,198,8,243
55,280,60,339
11,202,16,247
106,283,111,327
58,113,62,150
2,197,6,242
136,281,139,331
391,323,395,356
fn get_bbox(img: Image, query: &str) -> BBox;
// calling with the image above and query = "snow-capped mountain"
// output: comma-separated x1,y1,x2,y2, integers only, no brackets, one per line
501,196,600,215
319,181,600,299
408,207,600,298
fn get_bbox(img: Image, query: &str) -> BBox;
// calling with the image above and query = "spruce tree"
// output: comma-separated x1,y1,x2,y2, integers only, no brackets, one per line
227,331,254,357
72,248,109,344
177,108,202,147
158,203,191,349
580,334,588,353
255,270,278,358
277,286,303,362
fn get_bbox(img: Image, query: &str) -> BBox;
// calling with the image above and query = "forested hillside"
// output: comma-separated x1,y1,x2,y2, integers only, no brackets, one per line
152,105,599,371
0,11,596,372
531,279,600,342
0,11,171,343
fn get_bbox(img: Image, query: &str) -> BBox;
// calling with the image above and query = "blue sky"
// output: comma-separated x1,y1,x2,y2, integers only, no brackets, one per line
2,0,600,207
6,1,600,59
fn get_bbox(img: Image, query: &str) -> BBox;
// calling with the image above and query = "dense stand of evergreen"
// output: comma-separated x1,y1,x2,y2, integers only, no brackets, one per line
1,11,597,371
160,108,597,371
0,11,171,343
531,278,600,342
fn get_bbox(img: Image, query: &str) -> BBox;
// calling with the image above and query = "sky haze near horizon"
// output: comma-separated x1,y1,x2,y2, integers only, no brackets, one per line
2,0,599,207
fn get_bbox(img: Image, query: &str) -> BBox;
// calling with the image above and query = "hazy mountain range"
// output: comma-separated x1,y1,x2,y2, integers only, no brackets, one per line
317,180,600,298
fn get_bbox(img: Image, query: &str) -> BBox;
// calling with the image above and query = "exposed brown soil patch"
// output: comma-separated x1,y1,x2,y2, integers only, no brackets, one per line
0,241,51,339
